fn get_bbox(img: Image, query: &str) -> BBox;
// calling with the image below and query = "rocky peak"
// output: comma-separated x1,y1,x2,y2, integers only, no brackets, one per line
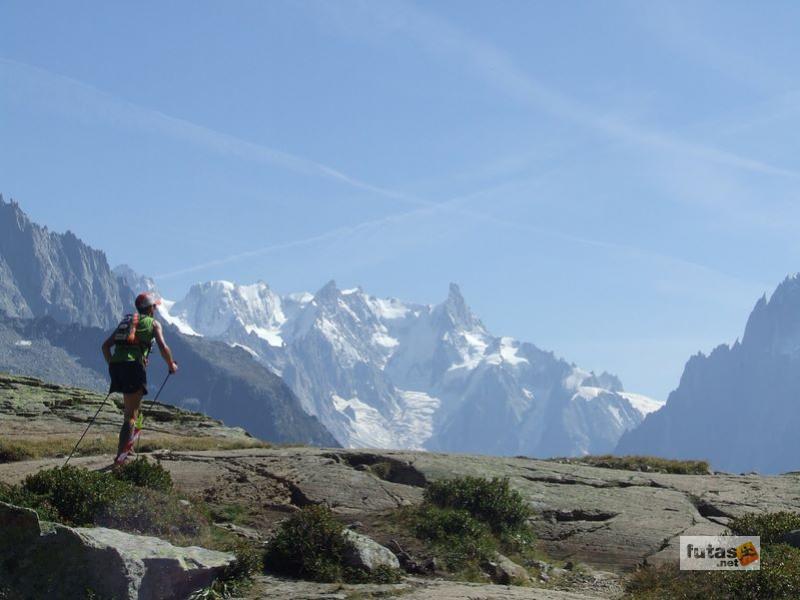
114,264,158,295
0,196,129,329
168,279,286,343
741,274,800,355
437,282,483,332
313,279,341,306
0,196,30,231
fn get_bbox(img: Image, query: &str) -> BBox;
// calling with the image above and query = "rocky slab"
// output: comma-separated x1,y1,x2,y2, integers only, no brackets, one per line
0,373,255,444
240,575,610,599
3,447,799,575
0,501,235,600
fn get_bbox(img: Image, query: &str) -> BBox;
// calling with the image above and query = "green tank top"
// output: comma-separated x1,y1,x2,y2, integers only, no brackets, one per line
111,314,156,364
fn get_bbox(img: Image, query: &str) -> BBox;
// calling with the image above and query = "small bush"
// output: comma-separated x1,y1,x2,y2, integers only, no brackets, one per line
265,505,400,583
97,487,206,538
23,466,128,525
0,481,58,522
729,511,800,544
265,505,353,582
625,563,688,599
424,477,530,535
186,539,264,599
721,543,800,599
397,477,540,581
625,545,800,599
409,504,496,570
16,466,206,540
114,458,173,492
225,540,264,579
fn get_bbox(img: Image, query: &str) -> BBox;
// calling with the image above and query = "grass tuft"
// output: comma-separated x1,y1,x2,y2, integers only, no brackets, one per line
0,441,35,463
0,435,270,463
552,455,710,475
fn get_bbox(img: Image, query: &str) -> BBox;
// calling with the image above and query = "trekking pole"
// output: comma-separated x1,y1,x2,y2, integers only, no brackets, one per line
134,372,171,452
63,390,113,468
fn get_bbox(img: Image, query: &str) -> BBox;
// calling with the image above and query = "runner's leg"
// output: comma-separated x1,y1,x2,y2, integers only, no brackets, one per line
116,389,144,458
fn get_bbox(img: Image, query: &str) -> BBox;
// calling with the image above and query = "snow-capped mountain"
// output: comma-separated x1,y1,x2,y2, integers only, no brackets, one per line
155,277,663,455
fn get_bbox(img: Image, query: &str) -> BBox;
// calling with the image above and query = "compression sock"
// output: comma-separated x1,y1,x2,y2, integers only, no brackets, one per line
116,418,134,459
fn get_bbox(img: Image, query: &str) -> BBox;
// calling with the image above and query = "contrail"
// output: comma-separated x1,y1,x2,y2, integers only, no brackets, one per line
157,175,763,295
154,184,498,279
338,0,799,179
0,57,425,205
0,56,768,292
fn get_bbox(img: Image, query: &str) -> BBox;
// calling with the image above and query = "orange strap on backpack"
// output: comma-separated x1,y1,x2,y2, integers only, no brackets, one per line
125,313,140,345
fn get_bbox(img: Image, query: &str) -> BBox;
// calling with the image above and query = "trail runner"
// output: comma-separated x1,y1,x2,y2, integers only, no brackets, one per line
102,292,178,466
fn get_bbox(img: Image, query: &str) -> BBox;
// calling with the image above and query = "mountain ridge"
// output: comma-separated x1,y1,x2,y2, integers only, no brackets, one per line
0,200,338,447
155,275,663,455
0,196,132,329
616,273,800,473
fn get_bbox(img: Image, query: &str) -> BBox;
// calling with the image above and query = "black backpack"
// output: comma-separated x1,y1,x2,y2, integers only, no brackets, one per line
112,313,140,346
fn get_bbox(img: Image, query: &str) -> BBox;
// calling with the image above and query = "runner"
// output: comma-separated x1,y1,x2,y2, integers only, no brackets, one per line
101,292,178,466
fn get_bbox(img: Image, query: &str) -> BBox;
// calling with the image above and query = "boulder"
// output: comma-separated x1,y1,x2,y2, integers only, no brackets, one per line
214,521,265,542
0,501,235,600
342,529,400,572
780,529,800,548
483,553,531,585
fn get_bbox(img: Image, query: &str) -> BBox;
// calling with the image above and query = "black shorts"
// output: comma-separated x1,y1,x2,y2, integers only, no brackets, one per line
109,361,148,395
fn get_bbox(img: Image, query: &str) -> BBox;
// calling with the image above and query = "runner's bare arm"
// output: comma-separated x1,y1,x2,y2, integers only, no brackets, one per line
101,333,115,364
153,320,178,373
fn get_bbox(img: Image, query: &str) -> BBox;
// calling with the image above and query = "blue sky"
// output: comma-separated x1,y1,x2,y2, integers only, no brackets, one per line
2,1,800,400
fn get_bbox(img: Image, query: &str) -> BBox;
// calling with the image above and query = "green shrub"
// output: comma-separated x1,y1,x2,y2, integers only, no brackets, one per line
409,504,496,570
114,458,173,492
395,476,540,579
186,540,264,599
17,466,205,540
625,545,800,599
22,466,128,525
720,543,800,599
225,540,264,579
265,505,400,583
729,512,800,544
0,481,58,522
265,505,353,582
424,477,530,534
97,487,206,538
